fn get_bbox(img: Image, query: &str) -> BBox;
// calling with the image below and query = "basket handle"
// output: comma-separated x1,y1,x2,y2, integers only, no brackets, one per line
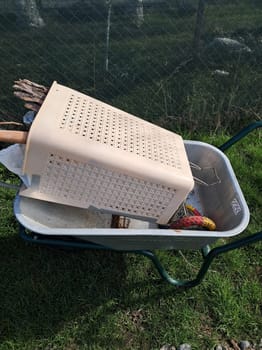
0,130,28,144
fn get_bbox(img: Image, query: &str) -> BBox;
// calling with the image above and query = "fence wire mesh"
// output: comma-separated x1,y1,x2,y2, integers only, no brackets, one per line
0,0,261,132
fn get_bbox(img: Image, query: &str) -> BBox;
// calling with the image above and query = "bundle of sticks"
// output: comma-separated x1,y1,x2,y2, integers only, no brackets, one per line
0,79,49,144
13,79,49,112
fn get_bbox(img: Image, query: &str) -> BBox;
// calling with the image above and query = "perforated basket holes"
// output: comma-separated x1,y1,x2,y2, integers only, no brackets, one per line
40,153,177,219
60,93,182,169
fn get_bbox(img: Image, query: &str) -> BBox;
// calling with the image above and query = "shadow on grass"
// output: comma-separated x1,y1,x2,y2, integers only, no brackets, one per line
0,233,185,347
0,233,130,342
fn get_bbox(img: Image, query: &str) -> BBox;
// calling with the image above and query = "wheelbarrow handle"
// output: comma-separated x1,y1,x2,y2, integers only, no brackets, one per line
219,121,262,152
0,130,28,144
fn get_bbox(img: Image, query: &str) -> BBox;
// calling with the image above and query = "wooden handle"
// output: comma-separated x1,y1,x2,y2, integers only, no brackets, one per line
0,130,28,144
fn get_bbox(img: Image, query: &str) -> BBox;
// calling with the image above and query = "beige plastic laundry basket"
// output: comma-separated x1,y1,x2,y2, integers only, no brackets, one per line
20,81,194,225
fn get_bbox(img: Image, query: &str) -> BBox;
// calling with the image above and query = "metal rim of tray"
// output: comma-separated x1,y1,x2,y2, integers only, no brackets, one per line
13,140,250,247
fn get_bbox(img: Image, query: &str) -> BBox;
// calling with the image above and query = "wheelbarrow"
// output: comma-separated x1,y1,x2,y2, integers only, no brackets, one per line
1,82,261,287
10,121,262,288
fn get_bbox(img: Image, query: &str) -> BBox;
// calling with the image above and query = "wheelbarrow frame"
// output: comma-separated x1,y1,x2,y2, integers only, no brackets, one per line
18,121,262,288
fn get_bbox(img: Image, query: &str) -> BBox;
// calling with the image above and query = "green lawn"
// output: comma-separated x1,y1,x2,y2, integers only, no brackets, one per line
0,129,261,350
0,1,261,348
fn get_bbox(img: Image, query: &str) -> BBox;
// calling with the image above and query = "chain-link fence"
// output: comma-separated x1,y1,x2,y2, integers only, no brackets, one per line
0,0,261,132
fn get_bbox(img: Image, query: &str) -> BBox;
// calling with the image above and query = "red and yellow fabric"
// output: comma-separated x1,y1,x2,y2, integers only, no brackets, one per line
170,215,216,230
170,203,216,231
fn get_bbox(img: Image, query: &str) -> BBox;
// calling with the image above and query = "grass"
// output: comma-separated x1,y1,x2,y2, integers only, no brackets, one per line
0,129,261,350
0,1,261,348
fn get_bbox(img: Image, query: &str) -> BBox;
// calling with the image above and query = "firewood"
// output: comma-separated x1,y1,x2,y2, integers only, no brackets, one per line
13,79,48,94
2,80,46,144
13,79,49,112
24,102,41,112
13,91,45,104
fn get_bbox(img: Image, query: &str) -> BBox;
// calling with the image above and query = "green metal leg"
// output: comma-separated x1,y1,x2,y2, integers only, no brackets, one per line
19,225,262,288
138,231,262,288
219,121,262,152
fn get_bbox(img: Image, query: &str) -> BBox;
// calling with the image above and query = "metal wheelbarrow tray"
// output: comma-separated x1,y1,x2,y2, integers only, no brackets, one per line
14,140,249,251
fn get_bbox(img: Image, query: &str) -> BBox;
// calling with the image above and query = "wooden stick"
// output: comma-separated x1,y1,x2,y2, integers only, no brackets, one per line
24,102,41,112
0,121,24,126
13,91,45,104
0,130,28,144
